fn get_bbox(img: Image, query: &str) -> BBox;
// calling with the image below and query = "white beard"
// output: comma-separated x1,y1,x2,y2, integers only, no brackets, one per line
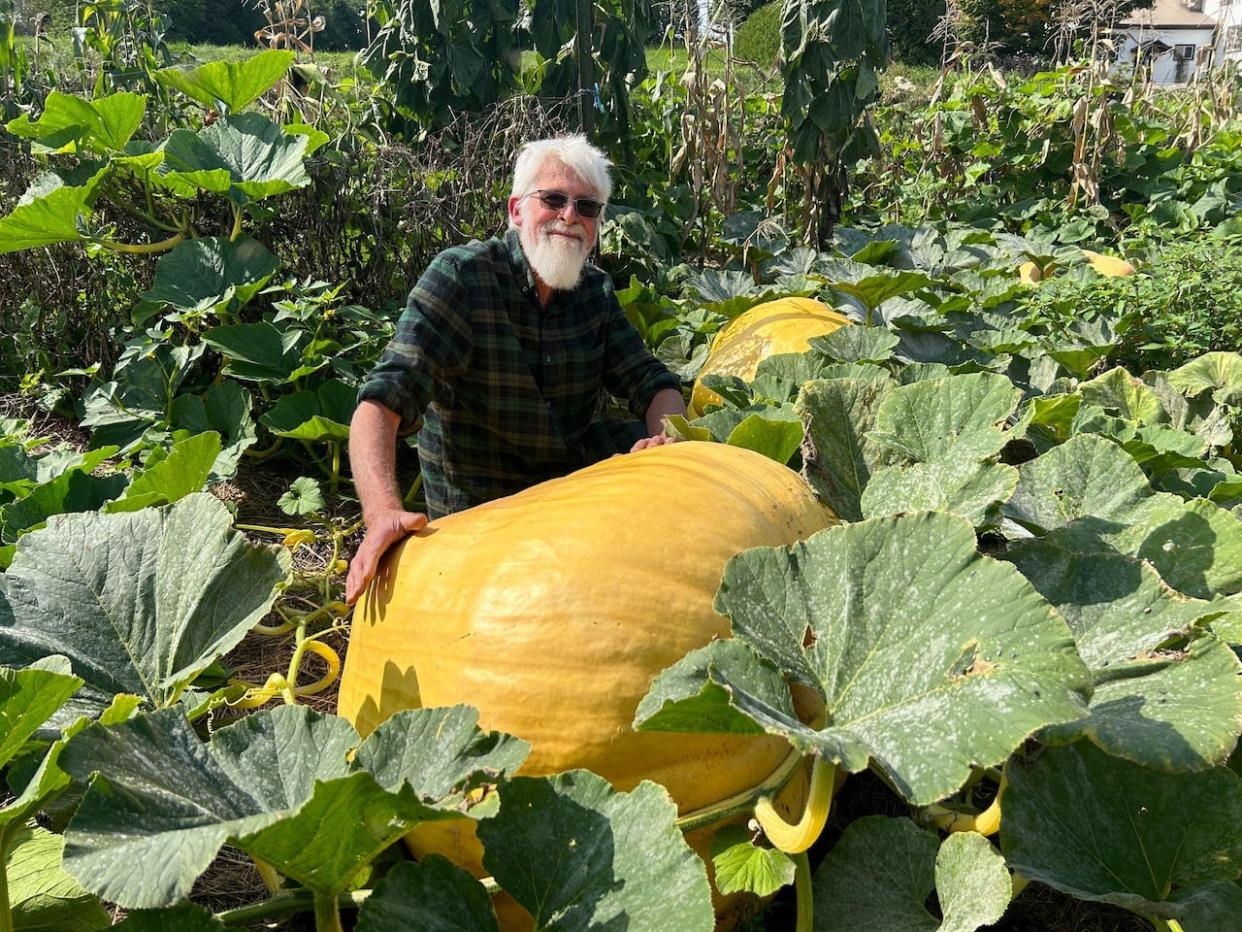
520,220,592,292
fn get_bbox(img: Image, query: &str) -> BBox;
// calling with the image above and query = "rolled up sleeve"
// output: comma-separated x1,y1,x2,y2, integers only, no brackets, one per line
357,254,473,434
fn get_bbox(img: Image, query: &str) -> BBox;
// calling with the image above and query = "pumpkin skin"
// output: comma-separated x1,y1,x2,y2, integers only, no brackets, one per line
337,442,835,927
689,297,851,417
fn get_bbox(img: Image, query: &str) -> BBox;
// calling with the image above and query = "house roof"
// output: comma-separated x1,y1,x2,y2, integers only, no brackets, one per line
1123,0,1216,28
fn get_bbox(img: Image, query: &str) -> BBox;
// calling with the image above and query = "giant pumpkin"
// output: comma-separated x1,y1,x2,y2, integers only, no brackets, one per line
337,441,835,926
689,297,851,417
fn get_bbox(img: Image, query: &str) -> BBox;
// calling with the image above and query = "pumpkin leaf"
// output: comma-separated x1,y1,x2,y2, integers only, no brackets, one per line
8,823,109,932
724,412,804,464
478,770,715,931
0,470,129,545
141,236,280,317
1006,540,1242,770
169,382,257,481
59,705,487,908
104,431,221,513
355,857,498,932
1166,352,1242,405
260,380,355,443
812,816,1012,932
158,113,309,203
636,512,1091,805
861,459,1019,529
5,90,146,152
153,49,295,113
1005,434,1242,598
0,184,91,254
277,476,324,517
710,825,796,897
202,321,322,384
797,376,896,521
0,494,289,725
0,664,82,769
867,373,1022,464
354,705,530,802
1079,367,1169,425
1002,741,1242,924
809,326,899,364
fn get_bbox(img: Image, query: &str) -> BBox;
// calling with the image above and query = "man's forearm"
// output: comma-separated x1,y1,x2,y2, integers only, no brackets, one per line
349,400,406,524
645,387,687,436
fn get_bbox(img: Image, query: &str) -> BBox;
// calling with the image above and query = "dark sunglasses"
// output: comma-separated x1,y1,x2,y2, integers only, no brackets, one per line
525,189,605,219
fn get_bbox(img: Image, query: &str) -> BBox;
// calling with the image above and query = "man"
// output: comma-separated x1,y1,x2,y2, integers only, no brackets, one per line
345,135,687,603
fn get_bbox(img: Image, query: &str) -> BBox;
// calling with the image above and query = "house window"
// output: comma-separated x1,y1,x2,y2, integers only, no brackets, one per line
1228,25,1242,53
1174,43,1196,60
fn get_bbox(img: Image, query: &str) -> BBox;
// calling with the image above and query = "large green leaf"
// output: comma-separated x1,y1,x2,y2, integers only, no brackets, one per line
201,321,319,384
142,236,280,316
112,903,228,931
0,184,91,254
1005,434,1242,598
355,858,499,932
812,816,1012,931
354,705,529,801
724,412,804,464
1007,541,1242,771
0,470,128,544
8,824,109,932
259,380,355,443
169,382,257,481
797,376,896,521
810,325,899,364
1002,741,1242,926
0,494,289,721
478,770,715,931
104,431,221,513
153,49,295,112
5,90,146,152
60,704,519,908
637,513,1091,805
158,113,309,202
867,373,1022,463
862,459,1019,529
1166,352,1242,406
1079,367,1169,425
0,664,82,769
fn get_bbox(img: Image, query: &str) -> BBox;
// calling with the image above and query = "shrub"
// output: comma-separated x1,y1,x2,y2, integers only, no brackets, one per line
888,0,945,64
734,0,779,67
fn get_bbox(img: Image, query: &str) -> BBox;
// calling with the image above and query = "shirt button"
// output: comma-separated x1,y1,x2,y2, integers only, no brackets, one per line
545,354,552,363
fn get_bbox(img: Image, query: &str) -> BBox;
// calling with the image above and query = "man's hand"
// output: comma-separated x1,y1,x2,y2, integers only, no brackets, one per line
345,509,428,604
630,433,679,452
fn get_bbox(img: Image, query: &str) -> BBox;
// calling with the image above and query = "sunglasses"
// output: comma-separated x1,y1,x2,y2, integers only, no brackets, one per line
524,189,605,219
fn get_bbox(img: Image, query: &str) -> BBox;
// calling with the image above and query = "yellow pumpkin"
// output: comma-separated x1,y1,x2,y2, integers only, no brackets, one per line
1081,248,1136,277
689,297,851,417
337,441,836,928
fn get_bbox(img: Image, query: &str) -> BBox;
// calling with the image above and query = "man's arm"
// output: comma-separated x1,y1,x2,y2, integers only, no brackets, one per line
631,387,687,451
344,400,427,604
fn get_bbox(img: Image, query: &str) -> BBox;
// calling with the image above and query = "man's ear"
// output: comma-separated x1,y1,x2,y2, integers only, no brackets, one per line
507,195,525,229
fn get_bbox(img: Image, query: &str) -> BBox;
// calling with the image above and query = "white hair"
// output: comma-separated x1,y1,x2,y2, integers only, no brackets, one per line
509,135,613,222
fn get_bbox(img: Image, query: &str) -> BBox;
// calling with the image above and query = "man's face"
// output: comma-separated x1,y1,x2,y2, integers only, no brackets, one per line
508,162,601,293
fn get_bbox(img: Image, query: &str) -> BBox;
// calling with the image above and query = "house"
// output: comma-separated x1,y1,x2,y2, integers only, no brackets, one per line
1116,0,1242,83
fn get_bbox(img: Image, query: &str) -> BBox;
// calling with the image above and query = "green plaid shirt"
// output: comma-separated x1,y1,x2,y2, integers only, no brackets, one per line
358,229,681,517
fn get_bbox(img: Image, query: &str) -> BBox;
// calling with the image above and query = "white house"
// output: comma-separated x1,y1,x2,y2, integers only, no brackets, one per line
1207,0,1242,65
1116,0,1242,83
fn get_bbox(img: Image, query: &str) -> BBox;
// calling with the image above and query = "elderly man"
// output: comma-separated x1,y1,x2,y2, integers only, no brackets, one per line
345,135,687,602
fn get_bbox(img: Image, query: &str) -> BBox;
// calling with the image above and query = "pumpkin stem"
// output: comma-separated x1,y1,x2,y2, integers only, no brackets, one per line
793,850,813,932
754,755,835,854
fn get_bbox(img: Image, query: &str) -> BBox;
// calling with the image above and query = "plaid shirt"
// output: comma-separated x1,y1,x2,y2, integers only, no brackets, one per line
358,229,681,517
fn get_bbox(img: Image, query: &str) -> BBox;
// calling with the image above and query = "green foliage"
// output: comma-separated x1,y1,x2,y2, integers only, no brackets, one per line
362,0,523,131
1020,236,1242,374
887,0,943,64
733,0,779,67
